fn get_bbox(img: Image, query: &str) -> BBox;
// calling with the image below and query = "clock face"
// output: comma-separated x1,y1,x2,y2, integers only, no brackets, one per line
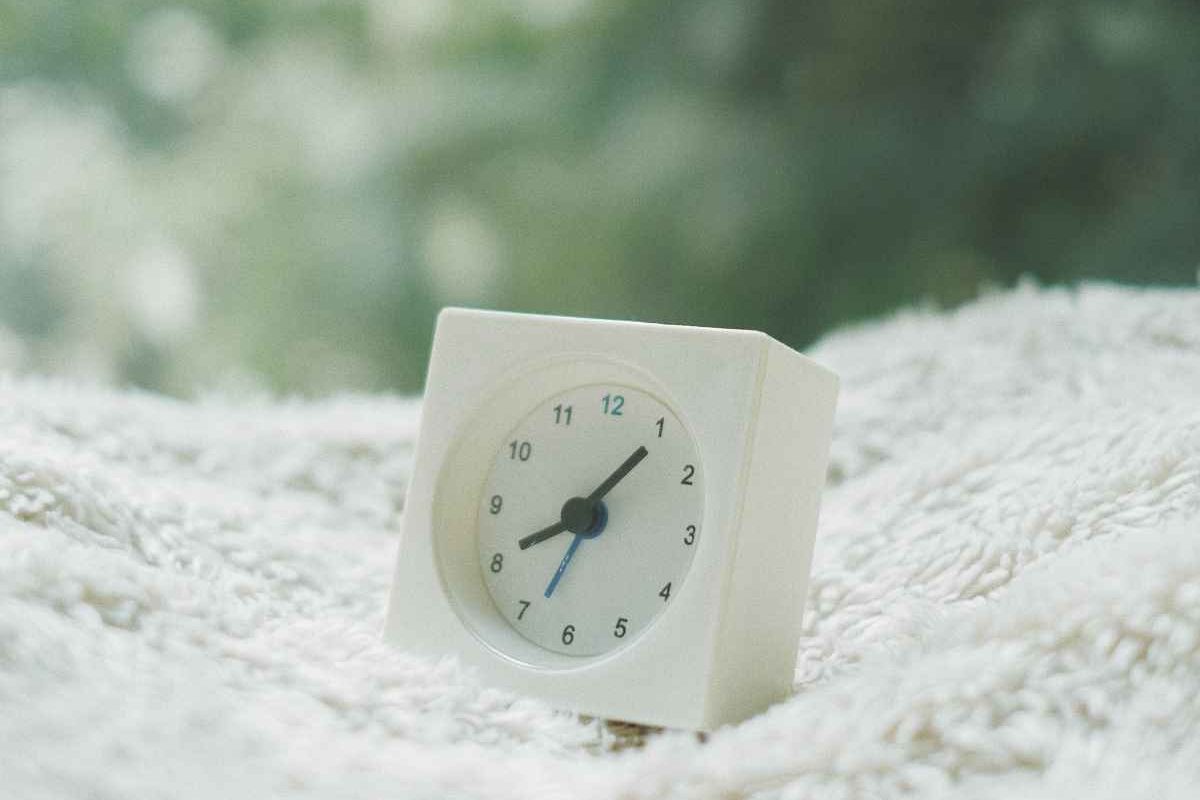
477,383,703,657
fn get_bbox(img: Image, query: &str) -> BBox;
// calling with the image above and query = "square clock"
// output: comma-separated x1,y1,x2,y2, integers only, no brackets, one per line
384,308,838,730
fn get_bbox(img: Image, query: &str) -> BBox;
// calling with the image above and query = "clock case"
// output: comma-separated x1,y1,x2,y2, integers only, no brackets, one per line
384,308,838,730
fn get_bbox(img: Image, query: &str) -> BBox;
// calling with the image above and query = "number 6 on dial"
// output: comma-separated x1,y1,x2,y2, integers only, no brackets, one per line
385,308,838,730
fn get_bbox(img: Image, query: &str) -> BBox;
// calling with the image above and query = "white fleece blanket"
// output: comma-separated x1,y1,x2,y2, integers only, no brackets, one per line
2,283,1200,799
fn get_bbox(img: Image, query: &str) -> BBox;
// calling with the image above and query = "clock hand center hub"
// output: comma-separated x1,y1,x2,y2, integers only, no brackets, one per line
560,496,608,539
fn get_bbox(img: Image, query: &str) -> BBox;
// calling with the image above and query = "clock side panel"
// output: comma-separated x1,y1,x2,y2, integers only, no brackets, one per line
701,340,839,728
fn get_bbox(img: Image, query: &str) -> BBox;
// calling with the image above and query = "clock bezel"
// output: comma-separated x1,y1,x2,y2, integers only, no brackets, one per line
432,354,706,670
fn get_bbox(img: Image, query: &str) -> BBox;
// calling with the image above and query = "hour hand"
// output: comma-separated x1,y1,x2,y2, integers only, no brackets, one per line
518,520,567,550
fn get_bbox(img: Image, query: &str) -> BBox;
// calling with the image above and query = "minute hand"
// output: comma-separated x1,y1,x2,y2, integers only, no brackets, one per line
587,445,649,501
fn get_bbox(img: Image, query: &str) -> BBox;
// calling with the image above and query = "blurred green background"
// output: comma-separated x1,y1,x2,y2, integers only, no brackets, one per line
2,1,1198,395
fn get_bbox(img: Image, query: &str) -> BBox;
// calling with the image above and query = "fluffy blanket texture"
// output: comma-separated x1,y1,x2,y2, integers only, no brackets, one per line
2,283,1200,799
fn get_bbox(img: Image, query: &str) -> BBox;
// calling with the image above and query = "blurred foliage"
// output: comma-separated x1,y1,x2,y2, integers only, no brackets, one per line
0,0,1197,394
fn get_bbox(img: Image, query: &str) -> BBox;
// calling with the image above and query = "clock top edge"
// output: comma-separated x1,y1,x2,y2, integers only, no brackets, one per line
433,306,836,381
436,305,769,345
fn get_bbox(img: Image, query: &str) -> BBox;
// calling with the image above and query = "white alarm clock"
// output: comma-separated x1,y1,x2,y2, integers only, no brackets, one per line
384,308,838,730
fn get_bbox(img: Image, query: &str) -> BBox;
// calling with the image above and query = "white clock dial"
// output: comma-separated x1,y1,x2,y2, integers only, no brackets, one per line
477,383,703,657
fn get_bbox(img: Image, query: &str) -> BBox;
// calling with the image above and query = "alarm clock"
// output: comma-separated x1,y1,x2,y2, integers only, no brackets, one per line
384,308,838,730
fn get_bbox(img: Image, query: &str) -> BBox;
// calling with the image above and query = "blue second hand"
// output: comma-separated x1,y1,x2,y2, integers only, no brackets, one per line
544,533,583,598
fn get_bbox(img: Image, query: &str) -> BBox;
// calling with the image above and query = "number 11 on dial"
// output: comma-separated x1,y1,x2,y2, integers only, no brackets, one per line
477,384,703,657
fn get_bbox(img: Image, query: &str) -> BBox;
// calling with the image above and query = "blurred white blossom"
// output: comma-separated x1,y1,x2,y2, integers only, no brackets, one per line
128,8,224,105
125,239,201,346
0,86,135,258
237,43,388,185
424,199,503,305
